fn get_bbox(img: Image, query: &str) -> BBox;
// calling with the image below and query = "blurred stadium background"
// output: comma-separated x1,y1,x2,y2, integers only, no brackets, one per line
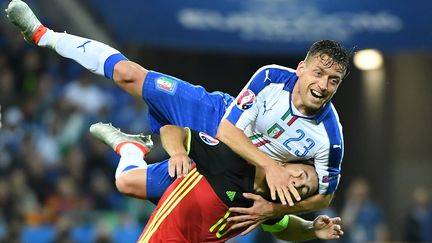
0,0,431,242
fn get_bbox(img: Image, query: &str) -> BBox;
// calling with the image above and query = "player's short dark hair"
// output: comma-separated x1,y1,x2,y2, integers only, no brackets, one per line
290,159,315,167
305,40,352,79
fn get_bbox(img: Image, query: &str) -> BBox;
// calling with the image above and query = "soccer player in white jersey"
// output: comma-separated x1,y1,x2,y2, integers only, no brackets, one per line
6,0,350,232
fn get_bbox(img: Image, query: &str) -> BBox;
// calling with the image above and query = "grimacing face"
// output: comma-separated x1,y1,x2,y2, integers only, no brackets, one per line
283,162,318,199
294,54,345,116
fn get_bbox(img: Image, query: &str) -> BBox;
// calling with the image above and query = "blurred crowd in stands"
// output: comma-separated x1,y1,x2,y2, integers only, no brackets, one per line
0,20,155,242
1,12,432,243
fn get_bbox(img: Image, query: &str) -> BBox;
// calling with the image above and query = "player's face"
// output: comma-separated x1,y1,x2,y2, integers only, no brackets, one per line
295,54,345,116
285,163,318,199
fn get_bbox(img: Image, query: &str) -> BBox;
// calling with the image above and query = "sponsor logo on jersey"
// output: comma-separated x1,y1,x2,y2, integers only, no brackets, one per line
199,132,219,146
226,191,236,202
156,77,177,94
76,40,91,52
264,70,272,83
236,89,255,110
267,123,285,139
262,100,272,115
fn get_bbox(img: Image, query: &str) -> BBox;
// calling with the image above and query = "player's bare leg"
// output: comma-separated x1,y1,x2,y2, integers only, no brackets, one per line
112,60,146,97
115,169,148,199
90,122,153,199
5,0,146,98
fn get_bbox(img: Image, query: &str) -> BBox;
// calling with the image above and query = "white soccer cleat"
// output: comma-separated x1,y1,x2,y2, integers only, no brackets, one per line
5,0,44,43
89,122,153,155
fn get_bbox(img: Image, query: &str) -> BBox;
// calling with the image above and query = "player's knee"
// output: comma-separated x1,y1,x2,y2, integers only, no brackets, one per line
113,61,135,84
115,174,138,196
113,61,146,97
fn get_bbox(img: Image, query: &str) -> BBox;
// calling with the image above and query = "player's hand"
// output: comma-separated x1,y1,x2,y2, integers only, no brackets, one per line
264,162,301,206
313,215,344,240
168,153,192,178
227,193,277,235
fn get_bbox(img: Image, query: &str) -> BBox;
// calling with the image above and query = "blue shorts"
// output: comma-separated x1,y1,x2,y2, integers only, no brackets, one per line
146,160,172,204
142,71,233,137
142,71,234,203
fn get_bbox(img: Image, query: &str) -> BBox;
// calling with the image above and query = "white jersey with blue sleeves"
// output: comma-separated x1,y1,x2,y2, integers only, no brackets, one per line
223,65,344,195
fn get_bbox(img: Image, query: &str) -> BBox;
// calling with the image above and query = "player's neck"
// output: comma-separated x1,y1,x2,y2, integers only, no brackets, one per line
292,84,312,116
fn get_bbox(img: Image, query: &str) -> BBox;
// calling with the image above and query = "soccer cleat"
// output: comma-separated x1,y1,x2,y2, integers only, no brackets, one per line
89,122,153,155
5,0,47,44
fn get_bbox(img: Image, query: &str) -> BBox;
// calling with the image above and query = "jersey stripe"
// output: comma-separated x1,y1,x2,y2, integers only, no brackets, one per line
255,140,271,147
287,116,298,126
249,133,264,140
249,133,271,147
281,108,291,120
322,107,343,194
140,169,202,242
144,169,200,238
139,168,203,242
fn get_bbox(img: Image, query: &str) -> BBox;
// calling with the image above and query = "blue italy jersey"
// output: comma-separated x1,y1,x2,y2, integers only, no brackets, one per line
223,65,344,195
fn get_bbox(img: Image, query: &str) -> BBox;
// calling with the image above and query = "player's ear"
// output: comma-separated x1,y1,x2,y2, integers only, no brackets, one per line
297,61,305,75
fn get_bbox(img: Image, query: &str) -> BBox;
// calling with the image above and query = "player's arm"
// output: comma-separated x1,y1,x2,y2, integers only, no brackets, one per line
219,114,335,213
228,140,341,233
160,125,192,178
216,120,274,170
227,192,333,234
263,215,343,241
266,193,333,216
217,119,300,206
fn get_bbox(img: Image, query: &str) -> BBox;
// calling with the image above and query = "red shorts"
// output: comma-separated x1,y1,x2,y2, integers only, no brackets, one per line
138,167,242,243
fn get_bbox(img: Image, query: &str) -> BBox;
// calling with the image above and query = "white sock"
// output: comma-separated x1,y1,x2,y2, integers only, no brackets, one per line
38,30,121,77
115,143,148,179
37,29,54,47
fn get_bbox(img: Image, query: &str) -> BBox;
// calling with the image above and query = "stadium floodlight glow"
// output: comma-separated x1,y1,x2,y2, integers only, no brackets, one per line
353,49,384,71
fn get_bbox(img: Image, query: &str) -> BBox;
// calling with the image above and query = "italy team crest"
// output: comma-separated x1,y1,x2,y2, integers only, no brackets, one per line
267,123,285,139
156,77,177,94
199,132,219,146
236,89,255,110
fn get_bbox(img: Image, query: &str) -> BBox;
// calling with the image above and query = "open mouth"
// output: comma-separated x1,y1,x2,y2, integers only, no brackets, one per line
310,89,324,99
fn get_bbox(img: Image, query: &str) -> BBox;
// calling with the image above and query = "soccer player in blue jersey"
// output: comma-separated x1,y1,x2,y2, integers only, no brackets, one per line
6,0,351,232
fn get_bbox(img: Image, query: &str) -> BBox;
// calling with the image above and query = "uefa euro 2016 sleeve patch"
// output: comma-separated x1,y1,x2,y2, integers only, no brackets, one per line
236,89,255,110
156,77,177,95
199,132,219,146
322,174,338,183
